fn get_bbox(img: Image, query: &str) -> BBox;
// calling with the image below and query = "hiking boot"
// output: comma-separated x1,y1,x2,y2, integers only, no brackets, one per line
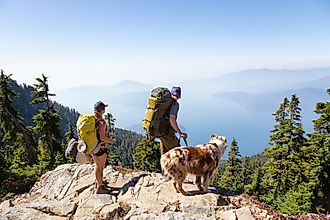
102,179,109,185
96,185,111,194
95,179,109,188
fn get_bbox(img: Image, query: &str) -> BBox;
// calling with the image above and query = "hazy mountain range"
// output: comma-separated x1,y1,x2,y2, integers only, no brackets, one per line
54,67,330,155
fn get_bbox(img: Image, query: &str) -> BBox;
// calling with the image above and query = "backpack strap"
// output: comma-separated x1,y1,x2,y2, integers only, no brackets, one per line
95,118,103,142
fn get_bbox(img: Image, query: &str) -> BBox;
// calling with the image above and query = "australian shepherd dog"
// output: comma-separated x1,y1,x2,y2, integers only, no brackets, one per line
160,134,227,195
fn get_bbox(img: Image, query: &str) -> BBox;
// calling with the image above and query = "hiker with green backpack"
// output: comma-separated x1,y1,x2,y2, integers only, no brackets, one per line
143,86,188,155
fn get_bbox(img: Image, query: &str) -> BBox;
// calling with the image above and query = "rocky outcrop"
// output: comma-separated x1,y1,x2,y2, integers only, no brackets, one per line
0,164,278,219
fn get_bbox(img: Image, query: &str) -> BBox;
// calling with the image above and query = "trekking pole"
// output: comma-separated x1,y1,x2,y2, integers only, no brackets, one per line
183,138,188,147
179,137,189,147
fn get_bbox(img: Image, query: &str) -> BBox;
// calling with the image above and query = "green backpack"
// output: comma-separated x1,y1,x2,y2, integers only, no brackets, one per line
142,87,173,137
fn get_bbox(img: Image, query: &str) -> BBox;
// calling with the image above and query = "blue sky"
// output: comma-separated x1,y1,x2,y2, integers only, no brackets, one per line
1,0,329,91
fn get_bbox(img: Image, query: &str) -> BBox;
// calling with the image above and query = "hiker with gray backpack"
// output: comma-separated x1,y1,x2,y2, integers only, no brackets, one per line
66,101,115,194
143,86,188,155
89,101,116,194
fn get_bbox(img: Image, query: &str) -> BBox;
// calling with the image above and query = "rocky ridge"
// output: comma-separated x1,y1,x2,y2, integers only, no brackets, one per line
0,164,327,220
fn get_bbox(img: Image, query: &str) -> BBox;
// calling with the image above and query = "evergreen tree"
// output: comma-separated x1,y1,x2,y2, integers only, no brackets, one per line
261,95,307,213
302,88,330,212
31,74,62,169
104,112,116,139
62,123,76,164
64,123,76,143
277,184,314,215
0,70,36,165
240,157,254,187
134,138,161,172
285,95,306,189
261,97,291,206
210,160,226,186
8,79,80,136
219,138,243,193
245,155,263,197
276,95,317,215
0,137,9,189
111,128,143,168
288,95,306,151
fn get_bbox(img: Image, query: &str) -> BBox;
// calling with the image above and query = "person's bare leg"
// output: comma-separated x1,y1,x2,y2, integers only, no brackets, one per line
92,153,107,187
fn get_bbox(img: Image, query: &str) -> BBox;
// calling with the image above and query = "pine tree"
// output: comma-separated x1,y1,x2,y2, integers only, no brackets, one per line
261,95,305,209
210,160,226,186
104,113,116,138
134,138,161,172
0,70,36,165
112,128,143,168
0,137,9,188
244,155,263,196
277,184,314,215
285,95,306,189
263,97,290,199
288,95,306,150
276,94,327,214
64,123,75,143
240,157,254,187
219,138,243,193
261,94,309,213
31,74,62,169
302,88,330,212
61,123,76,164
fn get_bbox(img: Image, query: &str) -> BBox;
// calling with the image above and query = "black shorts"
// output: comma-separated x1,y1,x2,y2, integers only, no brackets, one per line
94,148,107,157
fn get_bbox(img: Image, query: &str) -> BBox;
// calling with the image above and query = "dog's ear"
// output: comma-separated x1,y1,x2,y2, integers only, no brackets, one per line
210,134,218,139
219,136,227,144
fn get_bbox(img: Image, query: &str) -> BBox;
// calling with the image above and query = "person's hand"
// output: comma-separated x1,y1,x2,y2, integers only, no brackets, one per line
179,132,188,139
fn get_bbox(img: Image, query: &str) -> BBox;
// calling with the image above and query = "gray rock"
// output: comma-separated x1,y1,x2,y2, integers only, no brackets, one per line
118,172,222,215
0,207,68,220
217,209,237,220
0,164,274,220
99,203,121,219
180,204,216,217
0,200,13,212
26,199,77,216
124,205,148,220
129,211,215,220
236,206,255,220
74,194,115,219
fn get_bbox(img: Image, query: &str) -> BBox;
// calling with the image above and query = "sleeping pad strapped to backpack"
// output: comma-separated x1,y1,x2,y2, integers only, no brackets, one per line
142,87,173,137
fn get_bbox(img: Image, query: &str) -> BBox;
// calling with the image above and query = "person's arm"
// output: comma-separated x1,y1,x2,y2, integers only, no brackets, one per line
98,122,115,144
169,115,187,139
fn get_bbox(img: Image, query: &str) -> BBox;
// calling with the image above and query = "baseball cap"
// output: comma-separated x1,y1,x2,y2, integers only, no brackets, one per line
94,101,108,111
171,86,181,98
